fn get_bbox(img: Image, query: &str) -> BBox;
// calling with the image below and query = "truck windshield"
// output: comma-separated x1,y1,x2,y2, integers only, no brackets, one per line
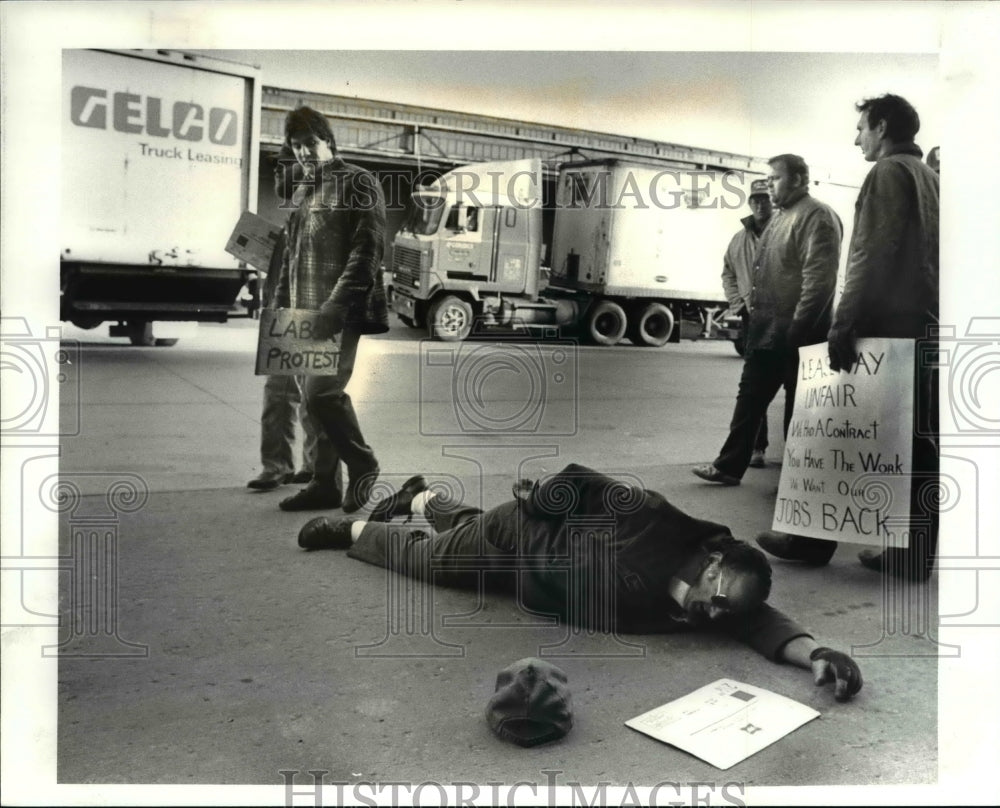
401,195,445,235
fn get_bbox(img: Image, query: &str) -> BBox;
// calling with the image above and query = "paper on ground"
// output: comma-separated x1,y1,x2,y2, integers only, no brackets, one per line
625,678,819,770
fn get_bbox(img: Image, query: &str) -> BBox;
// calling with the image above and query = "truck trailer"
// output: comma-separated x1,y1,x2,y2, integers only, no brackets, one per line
60,49,261,345
389,158,751,347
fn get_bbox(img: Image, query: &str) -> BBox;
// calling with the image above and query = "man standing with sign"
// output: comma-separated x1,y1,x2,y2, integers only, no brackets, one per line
693,155,842,486
273,106,389,513
758,95,939,582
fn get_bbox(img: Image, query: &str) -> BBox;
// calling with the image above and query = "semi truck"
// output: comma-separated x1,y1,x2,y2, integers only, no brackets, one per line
388,158,752,347
60,49,261,345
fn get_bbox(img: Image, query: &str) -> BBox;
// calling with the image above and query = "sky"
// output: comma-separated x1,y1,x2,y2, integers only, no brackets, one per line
194,49,940,186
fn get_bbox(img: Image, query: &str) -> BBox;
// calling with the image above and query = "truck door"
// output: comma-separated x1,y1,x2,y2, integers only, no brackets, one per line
440,204,488,281
490,205,529,294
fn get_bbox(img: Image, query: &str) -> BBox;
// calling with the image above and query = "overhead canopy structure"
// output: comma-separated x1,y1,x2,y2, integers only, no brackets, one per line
260,85,771,176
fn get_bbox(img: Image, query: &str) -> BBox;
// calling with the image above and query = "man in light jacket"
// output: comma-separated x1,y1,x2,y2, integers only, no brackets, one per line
722,177,775,468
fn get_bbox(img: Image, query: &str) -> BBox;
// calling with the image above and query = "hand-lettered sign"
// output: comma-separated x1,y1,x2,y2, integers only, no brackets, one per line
255,308,339,376
772,338,915,548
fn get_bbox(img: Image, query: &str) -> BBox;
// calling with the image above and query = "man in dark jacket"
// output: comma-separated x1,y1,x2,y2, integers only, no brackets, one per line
274,106,389,514
758,95,940,581
297,464,863,702
693,155,843,486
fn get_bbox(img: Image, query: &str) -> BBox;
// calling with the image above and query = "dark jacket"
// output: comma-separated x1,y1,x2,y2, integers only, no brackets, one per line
747,191,843,353
275,156,389,335
832,143,939,338
511,464,811,660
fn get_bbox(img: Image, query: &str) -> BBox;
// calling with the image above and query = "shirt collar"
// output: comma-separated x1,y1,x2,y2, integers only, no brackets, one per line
883,141,923,159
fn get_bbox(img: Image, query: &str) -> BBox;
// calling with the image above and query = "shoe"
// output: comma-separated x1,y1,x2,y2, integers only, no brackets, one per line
247,471,292,491
756,530,836,566
342,465,380,514
368,475,428,523
749,450,766,468
298,516,353,550
691,464,740,486
291,470,314,484
857,548,932,582
279,482,343,511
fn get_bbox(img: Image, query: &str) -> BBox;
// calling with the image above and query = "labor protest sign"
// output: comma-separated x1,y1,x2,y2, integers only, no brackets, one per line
772,338,914,548
255,308,339,376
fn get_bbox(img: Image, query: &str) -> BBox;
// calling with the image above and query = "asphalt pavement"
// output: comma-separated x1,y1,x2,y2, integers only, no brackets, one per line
47,318,939,795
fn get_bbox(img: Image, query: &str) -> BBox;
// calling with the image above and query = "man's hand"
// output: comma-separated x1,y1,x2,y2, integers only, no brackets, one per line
313,300,345,341
809,647,863,702
827,326,857,372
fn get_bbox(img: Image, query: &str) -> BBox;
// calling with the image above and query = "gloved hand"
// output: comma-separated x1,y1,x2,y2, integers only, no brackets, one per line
312,300,345,341
786,320,809,348
810,646,863,702
827,326,857,372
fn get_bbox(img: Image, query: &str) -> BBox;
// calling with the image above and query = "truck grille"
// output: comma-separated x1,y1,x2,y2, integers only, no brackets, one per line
393,245,422,287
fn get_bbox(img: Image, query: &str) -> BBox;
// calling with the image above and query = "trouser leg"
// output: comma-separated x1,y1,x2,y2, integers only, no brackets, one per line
754,415,769,452
259,374,297,476
304,330,377,482
296,374,323,475
347,502,515,589
713,350,788,479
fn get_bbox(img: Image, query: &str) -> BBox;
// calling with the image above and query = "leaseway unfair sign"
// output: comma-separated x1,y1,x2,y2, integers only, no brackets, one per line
772,338,914,548
255,308,339,376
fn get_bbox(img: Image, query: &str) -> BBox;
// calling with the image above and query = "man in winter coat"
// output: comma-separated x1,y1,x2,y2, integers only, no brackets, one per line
758,95,940,581
721,177,775,468
693,155,843,486
274,106,389,513
296,464,864,702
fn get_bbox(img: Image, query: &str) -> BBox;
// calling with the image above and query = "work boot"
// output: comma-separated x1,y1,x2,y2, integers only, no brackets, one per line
691,463,740,486
279,481,343,511
298,516,353,550
748,450,766,469
368,475,428,523
755,530,837,566
343,465,380,514
247,470,294,491
857,548,932,582
290,470,314,484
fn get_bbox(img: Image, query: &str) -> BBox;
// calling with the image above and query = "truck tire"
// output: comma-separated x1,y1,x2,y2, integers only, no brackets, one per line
428,295,474,342
585,300,627,346
154,338,179,347
629,302,675,347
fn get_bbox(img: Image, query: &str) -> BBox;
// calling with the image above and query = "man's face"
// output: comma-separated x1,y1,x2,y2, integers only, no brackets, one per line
854,111,883,162
766,161,802,208
289,132,334,173
683,557,762,625
748,195,773,227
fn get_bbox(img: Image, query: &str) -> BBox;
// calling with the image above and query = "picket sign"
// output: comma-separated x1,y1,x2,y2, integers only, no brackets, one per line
772,338,914,548
255,308,339,376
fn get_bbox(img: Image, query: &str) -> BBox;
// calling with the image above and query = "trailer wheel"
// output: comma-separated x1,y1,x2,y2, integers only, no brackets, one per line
585,300,627,346
629,302,675,347
154,338,179,347
428,295,474,342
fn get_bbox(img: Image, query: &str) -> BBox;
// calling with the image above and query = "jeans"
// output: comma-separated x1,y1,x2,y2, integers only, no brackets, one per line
259,374,323,476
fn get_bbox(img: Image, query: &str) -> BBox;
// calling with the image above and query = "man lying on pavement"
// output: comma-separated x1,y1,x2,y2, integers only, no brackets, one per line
297,462,863,702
